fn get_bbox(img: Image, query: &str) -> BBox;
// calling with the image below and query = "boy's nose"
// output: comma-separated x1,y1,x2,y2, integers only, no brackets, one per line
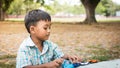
47,29,50,33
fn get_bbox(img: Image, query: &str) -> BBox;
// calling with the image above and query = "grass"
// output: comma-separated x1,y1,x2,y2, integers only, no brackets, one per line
0,62,15,68
0,55,16,68
0,54,16,60
86,44,120,61
90,55,111,61
109,45,120,59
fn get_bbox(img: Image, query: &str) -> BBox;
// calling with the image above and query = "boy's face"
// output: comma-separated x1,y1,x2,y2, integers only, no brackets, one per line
30,20,51,41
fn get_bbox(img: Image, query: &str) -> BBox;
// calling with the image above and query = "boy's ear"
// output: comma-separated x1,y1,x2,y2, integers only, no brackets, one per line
30,26,35,34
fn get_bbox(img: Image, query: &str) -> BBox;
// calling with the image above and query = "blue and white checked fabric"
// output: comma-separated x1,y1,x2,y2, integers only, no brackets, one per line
16,36,64,68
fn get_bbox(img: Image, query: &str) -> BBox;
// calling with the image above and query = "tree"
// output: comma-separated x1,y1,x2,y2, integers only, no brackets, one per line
96,2,106,15
81,0,100,24
7,0,23,17
100,0,119,16
0,0,14,21
23,0,44,13
96,0,120,17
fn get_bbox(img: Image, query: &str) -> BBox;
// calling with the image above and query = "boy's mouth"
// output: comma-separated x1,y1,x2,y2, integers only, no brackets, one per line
46,34,50,36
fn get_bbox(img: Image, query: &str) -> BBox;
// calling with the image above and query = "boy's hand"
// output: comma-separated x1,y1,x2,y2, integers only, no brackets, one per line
46,58,64,68
68,55,81,63
65,55,82,63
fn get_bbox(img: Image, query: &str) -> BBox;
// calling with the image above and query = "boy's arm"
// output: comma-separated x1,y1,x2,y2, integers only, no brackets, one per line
16,49,32,68
23,63,49,68
51,42,82,63
24,58,63,68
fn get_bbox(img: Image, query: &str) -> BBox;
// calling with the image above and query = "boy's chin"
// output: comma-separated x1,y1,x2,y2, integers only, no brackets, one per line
43,38,49,41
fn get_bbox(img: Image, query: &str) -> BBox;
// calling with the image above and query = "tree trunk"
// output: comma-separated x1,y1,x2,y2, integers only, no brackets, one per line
84,5,96,24
81,0,100,24
0,8,5,21
0,1,5,21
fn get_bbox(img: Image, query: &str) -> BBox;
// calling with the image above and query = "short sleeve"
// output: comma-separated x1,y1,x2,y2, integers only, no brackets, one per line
16,48,32,68
52,43,64,59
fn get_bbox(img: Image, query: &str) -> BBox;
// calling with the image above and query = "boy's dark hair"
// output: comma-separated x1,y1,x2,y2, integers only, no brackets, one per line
24,9,51,33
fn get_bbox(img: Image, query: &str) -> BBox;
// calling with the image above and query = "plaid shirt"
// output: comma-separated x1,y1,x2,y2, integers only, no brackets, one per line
16,36,64,68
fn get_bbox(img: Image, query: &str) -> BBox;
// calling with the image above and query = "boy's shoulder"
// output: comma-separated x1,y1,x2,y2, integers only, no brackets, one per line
44,40,58,48
18,36,34,50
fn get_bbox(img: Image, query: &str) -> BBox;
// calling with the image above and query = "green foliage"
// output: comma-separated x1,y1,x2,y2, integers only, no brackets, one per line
47,0,85,15
96,2,106,15
7,0,23,15
6,0,120,16
48,0,62,14
0,0,14,20
96,0,120,16
36,0,45,6
0,0,14,11
61,4,85,14
6,0,85,15
23,0,41,13
7,0,41,15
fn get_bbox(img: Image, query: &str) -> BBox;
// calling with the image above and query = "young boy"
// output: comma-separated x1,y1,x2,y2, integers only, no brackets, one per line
16,9,81,68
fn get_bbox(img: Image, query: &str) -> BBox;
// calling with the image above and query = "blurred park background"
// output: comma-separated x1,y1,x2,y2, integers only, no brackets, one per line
0,0,120,68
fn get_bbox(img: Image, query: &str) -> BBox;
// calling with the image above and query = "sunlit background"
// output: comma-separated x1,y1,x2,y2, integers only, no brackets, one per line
2,0,119,23
0,0,120,67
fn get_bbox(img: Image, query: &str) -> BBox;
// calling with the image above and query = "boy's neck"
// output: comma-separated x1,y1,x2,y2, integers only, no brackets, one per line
30,35,43,52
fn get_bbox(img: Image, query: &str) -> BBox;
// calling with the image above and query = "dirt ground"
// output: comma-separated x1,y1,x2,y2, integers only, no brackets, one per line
0,21,120,60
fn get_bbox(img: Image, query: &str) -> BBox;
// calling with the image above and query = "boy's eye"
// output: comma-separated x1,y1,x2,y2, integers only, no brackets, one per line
44,26,51,30
44,28,47,30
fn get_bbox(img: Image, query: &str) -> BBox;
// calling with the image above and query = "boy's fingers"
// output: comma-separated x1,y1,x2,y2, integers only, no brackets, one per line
69,56,82,63
54,58,64,64
71,55,77,61
78,57,82,62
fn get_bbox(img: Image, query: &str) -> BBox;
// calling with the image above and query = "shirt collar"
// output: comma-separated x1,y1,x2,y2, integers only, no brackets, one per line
41,41,48,55
26,36,36,47
26,36,49,55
